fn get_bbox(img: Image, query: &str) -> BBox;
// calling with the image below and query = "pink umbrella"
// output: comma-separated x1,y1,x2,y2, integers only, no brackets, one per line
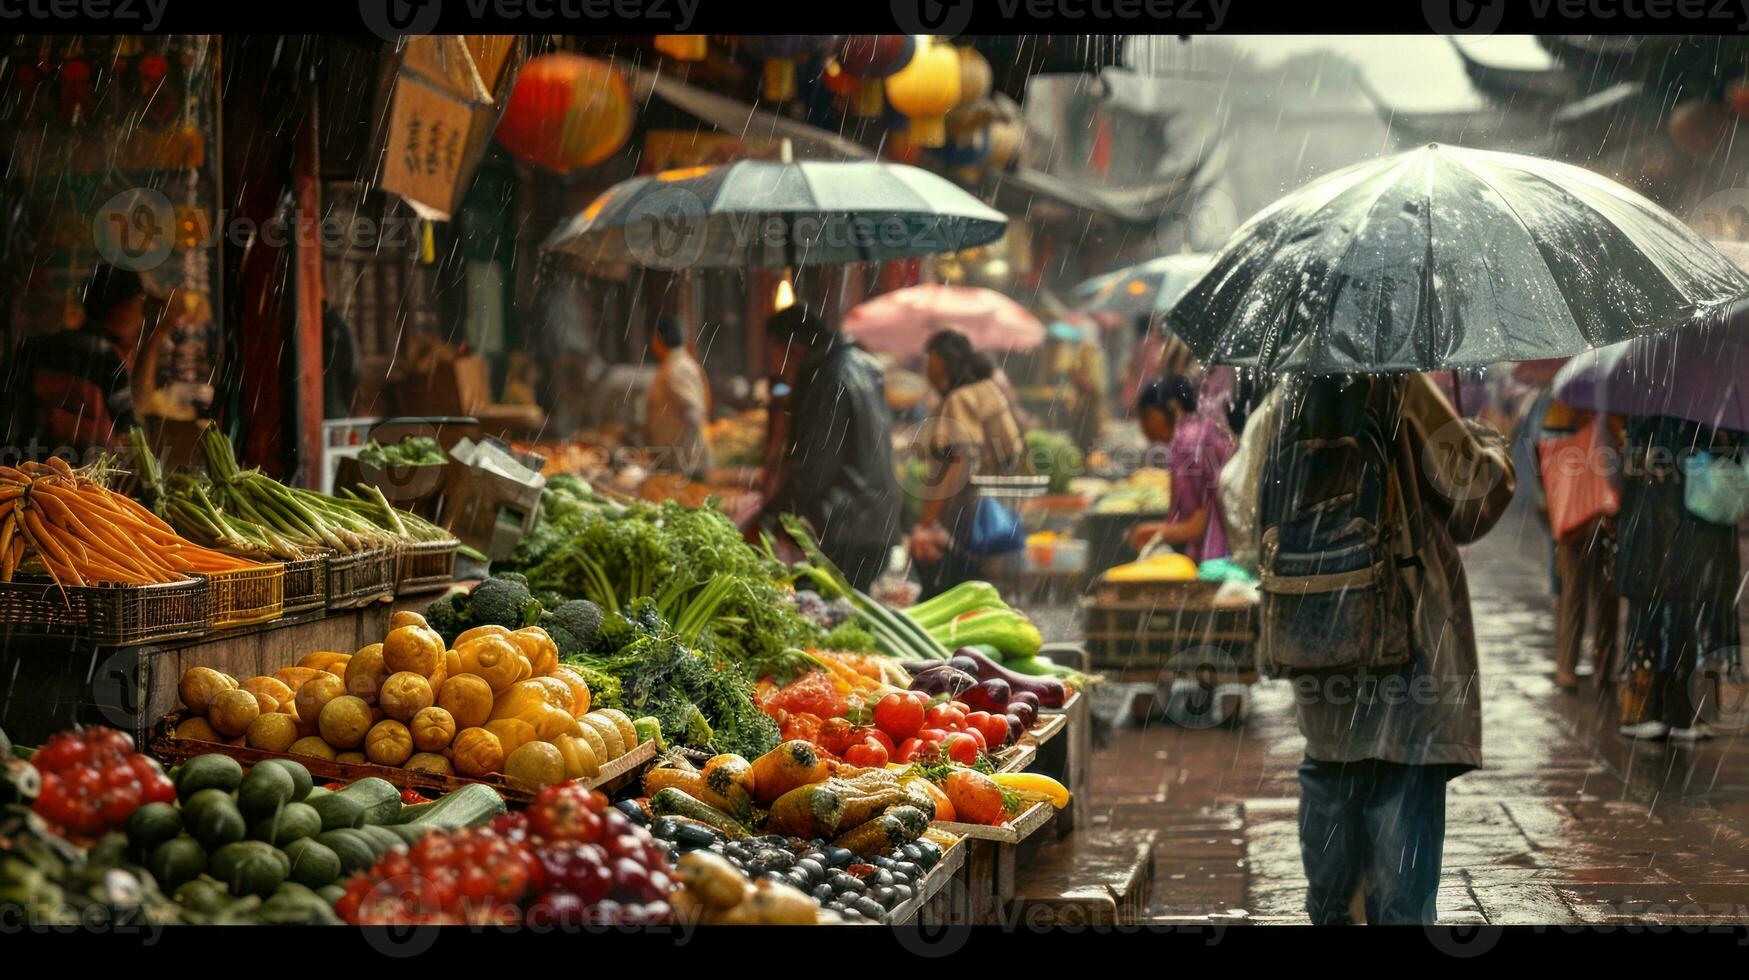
842,284,1046,354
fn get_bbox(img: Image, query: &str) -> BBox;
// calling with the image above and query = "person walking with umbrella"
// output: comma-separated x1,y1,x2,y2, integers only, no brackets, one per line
1169,143,1749,923
756,305,901,591
646,314,714,480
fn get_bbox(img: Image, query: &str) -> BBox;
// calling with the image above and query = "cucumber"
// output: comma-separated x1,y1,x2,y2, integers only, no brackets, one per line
356,824,406,856
175,754,244,801
402,782,506,829
282,837,342,888
649,787,748,838
333,777,403,825
383,823,431,847
305,793,366,831
317,829,378,875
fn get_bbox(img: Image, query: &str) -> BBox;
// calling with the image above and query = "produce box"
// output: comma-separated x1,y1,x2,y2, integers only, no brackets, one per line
331,455,461,522
934,799,1056,844
439,442,546,562
395,539,460,595
0,575,211,647
206,564,286,631
324,548,399,610
280,554,329,616
1081,578,1258,677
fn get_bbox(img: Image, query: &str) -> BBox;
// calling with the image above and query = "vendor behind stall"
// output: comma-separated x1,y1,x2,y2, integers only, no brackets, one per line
757,305,900,590
1129,375,1234,562
14,263,155,460
646,314,713,480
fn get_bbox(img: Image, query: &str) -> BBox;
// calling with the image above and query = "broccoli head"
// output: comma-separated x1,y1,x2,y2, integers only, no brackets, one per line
467,575,542,630
541,599,604,656
421,588,469,643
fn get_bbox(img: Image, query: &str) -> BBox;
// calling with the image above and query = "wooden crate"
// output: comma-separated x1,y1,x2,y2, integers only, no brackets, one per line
1082,578,1258,676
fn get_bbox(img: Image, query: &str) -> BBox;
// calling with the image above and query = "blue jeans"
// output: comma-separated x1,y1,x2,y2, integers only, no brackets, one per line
1297,757,1448,924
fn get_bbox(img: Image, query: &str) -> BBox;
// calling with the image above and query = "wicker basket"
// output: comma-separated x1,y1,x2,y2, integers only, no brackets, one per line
281,554,328,615
325,547,398,609
395,539,459,595
206,564,286,629
0,575,209,646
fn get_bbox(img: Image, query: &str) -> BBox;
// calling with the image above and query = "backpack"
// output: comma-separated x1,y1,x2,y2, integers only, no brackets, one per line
1256,376,1413,675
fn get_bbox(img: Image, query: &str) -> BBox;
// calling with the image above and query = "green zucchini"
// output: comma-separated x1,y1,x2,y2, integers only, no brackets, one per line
649,788,748,838
333,777,402,825
400,782,507,829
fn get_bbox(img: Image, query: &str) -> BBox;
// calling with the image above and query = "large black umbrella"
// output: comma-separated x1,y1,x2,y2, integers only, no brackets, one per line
543,159,1007,270
1167,143,1749,374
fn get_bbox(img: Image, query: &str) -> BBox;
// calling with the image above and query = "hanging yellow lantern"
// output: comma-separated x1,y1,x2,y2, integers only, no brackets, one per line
886,40,960,148
654,35,708,62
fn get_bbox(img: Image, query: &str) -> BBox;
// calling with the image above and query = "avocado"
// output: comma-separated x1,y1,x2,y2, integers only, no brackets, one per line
175,754,244,801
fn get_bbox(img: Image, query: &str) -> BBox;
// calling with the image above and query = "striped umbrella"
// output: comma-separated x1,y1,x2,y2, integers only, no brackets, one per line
1168,143,1749,374
543,159,1007,270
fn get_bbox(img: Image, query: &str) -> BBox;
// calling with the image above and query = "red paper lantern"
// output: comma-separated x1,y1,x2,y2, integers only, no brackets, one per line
835,35,914,116
494,54,634,173
1669,100,1730,156
1728,79,1749,118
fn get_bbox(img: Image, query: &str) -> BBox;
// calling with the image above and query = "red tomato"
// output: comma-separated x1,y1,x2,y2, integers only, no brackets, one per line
844,738,889,768
975,713,1012,748
873,692,925,739
141,775,176,805
896,738,924,763
963,726,987,751
917,727,948,744
924,703,964,731
942,732,980,766
861,727,896,758
35,733,86,772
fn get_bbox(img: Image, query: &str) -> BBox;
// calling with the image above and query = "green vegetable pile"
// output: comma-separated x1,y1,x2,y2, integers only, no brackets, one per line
358,436,446,468
422,573,543,643
1024,430,1083,495
504,497,824,680
564,598,780,759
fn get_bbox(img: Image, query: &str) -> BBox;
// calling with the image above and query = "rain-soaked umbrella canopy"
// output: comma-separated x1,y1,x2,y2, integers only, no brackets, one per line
544,159,1007,270
843,284,1046,355
1167,143,1749,374
1550,241,1749,432
1073,253,1212,318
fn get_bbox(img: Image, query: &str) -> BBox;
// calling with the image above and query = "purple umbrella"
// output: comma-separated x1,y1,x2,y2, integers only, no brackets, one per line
1550,308,1749,431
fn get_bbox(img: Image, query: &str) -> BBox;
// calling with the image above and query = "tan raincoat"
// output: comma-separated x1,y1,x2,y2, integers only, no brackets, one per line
1250,373,1516,772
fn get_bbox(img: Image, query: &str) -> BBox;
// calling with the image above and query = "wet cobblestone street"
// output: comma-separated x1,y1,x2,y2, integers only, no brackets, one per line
1073,503,1749,926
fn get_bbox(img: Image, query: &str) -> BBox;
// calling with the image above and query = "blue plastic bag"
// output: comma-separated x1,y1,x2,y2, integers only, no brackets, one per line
1684,451,1749,526
959,497,1025,558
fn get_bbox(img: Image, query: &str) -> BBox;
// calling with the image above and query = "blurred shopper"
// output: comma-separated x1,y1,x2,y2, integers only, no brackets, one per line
1249,373,1514,924
1614,415,1745,741
909,329,1029,599
759,306,900,590
646,314,713,480
16,263,151,459
1128,375,1234,562
1536,400,1622,690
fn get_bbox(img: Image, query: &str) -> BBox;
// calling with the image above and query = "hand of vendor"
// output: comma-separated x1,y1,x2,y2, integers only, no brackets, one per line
1130,521,1165,552
909,522,951,563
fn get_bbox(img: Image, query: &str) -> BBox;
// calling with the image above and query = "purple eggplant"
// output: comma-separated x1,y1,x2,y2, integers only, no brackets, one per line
946,654,981,677
953,648,1065,708
1005,714,1027,743
1005,698,1037,727
1009,690,1040,715
908,664,978,698
961,677,1012,715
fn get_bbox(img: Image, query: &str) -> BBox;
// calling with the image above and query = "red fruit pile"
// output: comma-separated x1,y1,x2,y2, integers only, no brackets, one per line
339,784,675,926
31,726,174,839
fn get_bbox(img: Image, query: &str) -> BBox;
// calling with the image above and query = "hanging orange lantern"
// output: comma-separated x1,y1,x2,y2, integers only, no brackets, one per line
494,54,633,173
734,36,837,102
885,40,960,147
1668,99,1730,157
1728,78,1749,118
822,60,861,100
954,46,991,110
653,35,708,62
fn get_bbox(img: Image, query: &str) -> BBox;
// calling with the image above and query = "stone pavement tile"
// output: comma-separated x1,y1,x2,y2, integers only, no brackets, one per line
1468,883,1578,924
